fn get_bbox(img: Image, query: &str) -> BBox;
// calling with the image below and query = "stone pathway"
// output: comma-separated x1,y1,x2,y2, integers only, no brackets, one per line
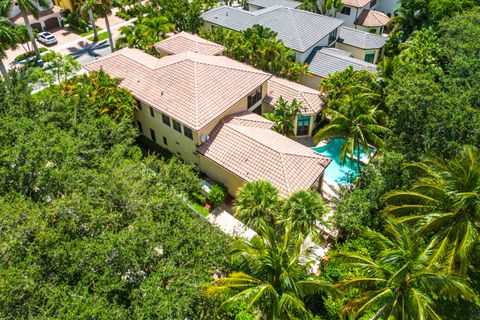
206,204,257,240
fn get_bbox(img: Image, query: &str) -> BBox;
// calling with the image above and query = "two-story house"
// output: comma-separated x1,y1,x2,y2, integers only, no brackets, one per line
327,0,391,34
85,47,331,197
8,0,62,31
201,5,344,63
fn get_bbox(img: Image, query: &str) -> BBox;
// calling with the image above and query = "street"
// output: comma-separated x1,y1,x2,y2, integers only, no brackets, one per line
2,11,135,69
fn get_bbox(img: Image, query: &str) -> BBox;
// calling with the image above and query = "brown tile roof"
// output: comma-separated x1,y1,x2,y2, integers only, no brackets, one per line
154,32,225,56
263,76,325,115
342,0,371,8
355,9,390,27
85,48,270,130
199,112,331,197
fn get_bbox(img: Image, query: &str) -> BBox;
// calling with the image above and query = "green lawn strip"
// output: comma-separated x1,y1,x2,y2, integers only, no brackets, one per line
190,202,210,217
88,31,109,42
80,27,103,37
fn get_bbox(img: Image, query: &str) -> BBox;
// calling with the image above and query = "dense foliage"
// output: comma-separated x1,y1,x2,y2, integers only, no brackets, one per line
201,25,309,81
320,6,480,319
0,71,230,318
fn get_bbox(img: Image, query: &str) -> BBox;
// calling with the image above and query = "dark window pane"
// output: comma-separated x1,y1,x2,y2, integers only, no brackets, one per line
136,120,143,133
150,107,155,117
247,86,262,108
341,7,351,15
173,120,182,133
150,128,156,142
163,136,167,145
296,115,310,136
184,126,193,139
364,52,375,63
136,99,142,110
162,113,170,126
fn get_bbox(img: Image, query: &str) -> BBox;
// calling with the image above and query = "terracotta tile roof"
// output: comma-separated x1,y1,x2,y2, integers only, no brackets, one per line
263,76,325,115
85,48,271,130
154,31,225,56
341,0,371,8
199,112,331,197
355,9,390,27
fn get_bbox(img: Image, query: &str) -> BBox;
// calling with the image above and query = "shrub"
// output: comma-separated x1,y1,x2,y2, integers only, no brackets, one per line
208,184,227,208
191,192,206,205
64,12,90,33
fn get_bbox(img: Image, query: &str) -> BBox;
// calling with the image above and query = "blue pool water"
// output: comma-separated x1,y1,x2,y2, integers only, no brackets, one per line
313,139,373,185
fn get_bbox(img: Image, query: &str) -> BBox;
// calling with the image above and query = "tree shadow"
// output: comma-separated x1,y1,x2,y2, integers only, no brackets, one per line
67,40,111,59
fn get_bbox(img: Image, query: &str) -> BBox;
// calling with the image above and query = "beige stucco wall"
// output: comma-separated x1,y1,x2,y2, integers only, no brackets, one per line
157,48,170,58
199,156,245,197
300,73,323,90
335,42,381,63
135,101,199,164
356,25,383,35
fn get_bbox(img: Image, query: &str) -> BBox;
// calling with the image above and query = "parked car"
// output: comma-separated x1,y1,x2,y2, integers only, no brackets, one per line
38,32,57,45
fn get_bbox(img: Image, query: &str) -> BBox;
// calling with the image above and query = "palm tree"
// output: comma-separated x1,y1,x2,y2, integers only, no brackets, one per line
82,0,116,51
313,88,390,171
382,145,480,274
336,219,476,319
264,97,305,137
281,189,327,237
0,0,49,60
233,180,280,230
206,224,334,319
82,5,99,42
323,0,343,17
0,18,18,79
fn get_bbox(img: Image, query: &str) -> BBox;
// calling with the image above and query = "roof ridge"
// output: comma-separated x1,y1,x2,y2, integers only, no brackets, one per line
279,153,292,194
286,8,305,54
193,57,200,129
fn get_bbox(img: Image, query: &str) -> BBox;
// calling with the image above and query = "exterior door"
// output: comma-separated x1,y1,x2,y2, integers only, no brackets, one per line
296,115,310,136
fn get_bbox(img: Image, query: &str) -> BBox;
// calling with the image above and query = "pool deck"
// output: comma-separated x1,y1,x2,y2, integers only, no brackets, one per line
294,136,316,147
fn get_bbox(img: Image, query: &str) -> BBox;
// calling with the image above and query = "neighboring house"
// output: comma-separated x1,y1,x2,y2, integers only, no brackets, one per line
154,32,225,57
262,76,325,137
354,9,390,34
301,47,376,89
85,48,331,197
247,0,302,11
201,5,344,63
324,0,392,33
9,0,62,31
335,26,387,63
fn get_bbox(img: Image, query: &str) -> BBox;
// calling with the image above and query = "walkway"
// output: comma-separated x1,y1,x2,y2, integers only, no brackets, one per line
206,204,257,240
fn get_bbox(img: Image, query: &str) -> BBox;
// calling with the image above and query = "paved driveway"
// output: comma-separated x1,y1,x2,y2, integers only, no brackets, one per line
3,27,82,66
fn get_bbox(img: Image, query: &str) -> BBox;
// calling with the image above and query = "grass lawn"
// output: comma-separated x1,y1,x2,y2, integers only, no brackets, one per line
79,27,103,37
88,31,109,42
190,202,210,217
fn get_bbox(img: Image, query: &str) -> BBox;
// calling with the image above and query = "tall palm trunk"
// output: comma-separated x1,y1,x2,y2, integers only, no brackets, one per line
22,12,41,59
104,14,115,52
0,59,7,79
356,142,361,172
88,9,98,41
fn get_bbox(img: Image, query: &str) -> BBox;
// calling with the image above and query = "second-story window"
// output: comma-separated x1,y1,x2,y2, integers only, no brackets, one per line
340,7,351,15
136,99,142,110
247,87,262,108
162,113,171,126
183,126,193,140
328,29,338,45
173,120,182,133
150,107,155,117
370,0,377,8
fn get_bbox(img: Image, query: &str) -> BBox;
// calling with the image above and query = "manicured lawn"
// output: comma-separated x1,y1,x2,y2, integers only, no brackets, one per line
79,27,103,37
190,202,210,217
88,31,109,42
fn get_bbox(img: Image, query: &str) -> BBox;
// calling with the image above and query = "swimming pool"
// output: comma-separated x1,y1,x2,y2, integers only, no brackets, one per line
313,138,373,185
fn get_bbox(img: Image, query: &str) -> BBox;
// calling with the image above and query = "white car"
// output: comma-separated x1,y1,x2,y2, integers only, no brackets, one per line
38,32,57,45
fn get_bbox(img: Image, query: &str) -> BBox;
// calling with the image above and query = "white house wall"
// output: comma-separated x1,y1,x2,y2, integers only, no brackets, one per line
374,0,400,16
